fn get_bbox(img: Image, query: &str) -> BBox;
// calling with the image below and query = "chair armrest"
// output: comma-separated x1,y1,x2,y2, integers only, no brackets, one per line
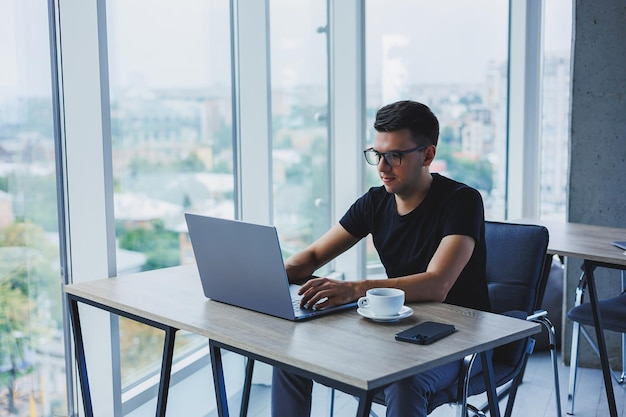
526,309,557,349
526,309,548,321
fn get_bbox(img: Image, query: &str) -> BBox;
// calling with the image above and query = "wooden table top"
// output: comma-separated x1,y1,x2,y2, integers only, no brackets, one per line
513,219,626,266
64,265,540,392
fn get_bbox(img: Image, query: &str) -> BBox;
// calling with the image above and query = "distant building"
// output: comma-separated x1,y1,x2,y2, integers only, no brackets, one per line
114,193,182,230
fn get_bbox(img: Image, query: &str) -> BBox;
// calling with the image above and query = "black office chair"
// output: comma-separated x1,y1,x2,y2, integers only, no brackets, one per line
566,270,626,415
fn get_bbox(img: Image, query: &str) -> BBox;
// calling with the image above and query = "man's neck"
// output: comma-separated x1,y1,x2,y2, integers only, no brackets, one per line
395,173,433,216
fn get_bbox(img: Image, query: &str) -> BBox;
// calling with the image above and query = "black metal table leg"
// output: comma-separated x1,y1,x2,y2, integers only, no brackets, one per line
481,350,501,417
68,295,94,417
156,326,178,417
355,390,374,417
210,341,230,417
67,293,180,417
584,260,618,417
240,358,255,417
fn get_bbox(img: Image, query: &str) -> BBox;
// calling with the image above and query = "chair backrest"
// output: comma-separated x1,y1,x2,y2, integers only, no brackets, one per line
485,221,551,315
485,221,551,374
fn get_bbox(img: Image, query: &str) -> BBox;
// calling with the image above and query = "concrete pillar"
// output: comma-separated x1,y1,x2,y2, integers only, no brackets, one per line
563,0,626,369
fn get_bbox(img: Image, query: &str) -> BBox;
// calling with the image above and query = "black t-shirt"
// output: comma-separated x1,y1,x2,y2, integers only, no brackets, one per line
339,173,491,311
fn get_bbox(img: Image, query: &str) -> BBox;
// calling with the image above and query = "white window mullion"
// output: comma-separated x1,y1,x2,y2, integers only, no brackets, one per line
232,0,272,224
507,0,544,219
328,0,366,281
231,0,274,386
57,0,116,414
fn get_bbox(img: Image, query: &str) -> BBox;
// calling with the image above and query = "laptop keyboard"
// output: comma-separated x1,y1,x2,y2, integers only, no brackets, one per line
292,298,315,313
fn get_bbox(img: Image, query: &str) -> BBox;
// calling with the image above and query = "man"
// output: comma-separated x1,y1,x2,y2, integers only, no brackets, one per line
271,100,490,417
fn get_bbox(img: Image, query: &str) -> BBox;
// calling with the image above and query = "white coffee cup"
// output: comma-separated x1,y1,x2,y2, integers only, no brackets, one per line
357,288,405,317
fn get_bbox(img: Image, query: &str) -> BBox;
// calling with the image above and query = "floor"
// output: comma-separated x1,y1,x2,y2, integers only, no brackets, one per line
216,350,626,417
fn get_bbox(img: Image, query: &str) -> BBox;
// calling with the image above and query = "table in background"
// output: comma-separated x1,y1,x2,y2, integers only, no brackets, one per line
64,265,540,417
516,219,626,417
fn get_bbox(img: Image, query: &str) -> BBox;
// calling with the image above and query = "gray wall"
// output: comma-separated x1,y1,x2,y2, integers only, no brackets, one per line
563,0,626,368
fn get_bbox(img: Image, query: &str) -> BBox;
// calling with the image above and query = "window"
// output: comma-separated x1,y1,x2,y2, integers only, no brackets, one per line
106,0,233,391
539,0,572,220
0,1,66,415
269,0,331,261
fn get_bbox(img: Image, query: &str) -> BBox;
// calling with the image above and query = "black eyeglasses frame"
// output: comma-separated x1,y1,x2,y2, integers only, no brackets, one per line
363,145,428,167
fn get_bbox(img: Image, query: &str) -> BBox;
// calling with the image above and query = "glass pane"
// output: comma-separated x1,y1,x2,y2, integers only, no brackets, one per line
106,0,233,389
365,0,509,269
540,0,572,220
0,1,66,415
269,0,331,263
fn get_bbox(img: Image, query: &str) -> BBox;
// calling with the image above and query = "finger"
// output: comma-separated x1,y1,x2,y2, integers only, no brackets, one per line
299,286,318,307
298,277,323,294
307,289,334,308
312,297,332,310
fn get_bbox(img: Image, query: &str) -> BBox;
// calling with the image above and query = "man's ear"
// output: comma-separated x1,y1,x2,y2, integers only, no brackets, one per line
423,145,436,167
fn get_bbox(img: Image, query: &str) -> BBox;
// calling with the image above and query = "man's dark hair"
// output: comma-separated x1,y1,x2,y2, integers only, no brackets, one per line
373,100,439,146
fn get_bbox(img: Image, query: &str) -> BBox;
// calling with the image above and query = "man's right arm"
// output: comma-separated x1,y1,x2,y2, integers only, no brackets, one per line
285,223,360,284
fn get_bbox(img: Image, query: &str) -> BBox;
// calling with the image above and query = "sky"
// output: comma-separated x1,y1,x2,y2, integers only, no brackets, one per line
0,0,573,97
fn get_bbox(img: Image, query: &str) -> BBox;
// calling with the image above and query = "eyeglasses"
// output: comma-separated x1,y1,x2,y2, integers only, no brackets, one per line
363,145,427,167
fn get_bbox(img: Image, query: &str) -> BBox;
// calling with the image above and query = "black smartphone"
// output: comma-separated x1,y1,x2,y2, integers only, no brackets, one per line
395,321,456,345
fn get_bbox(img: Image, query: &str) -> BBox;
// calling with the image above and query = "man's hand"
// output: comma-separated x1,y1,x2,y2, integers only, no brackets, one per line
298,277,357,310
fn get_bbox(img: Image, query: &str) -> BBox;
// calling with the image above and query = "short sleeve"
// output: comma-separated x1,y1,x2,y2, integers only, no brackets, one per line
339,191,372,239
441,187,485,243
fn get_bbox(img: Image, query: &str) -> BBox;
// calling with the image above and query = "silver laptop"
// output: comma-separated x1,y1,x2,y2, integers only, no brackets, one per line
184,213,357,321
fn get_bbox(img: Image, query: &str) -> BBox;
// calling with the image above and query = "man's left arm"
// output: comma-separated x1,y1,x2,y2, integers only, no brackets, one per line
404,234,475,302
300,234,475,308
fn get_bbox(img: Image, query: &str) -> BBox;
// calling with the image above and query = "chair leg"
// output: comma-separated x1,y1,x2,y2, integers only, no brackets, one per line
541,316,563,417
618,271,626,385
456,354,478,417
620,331,626,384
567,271,586,415
466,404,486,417
567,319,581,415
578,324,626,385
518,312,562,417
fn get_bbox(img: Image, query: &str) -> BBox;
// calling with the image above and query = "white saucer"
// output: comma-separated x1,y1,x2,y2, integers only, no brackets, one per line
357,306,414,322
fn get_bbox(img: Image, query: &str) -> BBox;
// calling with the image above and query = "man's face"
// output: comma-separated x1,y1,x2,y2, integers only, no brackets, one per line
372,129,429,197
